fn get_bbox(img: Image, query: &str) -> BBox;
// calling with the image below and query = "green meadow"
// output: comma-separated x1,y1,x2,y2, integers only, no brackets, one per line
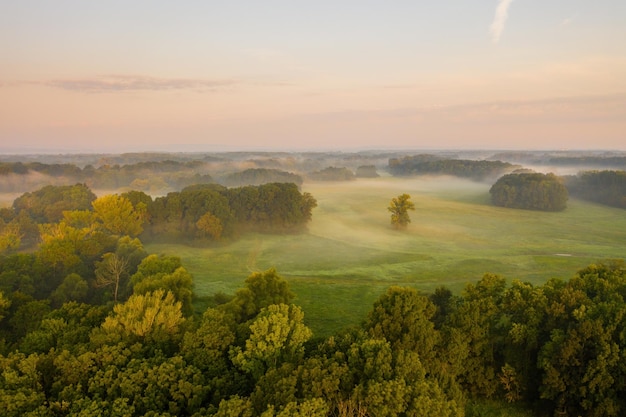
146,176,626,336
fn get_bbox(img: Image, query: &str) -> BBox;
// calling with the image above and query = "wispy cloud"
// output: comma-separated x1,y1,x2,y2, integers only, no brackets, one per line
490,0,514,43
560,14,577,27
43,75,239,93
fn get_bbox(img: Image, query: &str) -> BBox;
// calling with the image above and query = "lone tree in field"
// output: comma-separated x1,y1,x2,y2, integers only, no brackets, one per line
388,193,415,230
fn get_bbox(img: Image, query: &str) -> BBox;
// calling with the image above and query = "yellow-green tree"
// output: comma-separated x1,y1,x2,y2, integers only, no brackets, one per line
231,304,312,380
92,194,146,237
196,211,223,240
99,289,185,347
0,223,21,254
388,194,415,230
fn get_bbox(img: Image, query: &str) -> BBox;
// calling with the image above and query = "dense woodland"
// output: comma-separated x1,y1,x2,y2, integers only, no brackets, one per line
1,212,625,416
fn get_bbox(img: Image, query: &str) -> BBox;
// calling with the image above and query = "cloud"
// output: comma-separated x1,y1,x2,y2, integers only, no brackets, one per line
560,15,577,27
490,0,514,43
43,75,239,93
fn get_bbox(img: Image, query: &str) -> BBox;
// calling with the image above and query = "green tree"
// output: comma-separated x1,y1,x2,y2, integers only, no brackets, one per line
365,286,440,368
490,172,568,211
225,268,295,323
231,304,312,380
449,273,507,398
537,262,626,416
0,291,10,322
130,254,193,316
50,273,89,306
12,183,96,224
388,193,415,230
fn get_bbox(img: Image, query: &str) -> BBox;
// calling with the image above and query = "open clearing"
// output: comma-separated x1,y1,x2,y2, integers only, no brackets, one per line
147,176,626,336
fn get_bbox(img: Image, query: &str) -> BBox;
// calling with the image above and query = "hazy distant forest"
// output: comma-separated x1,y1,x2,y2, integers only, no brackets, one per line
1,150,626,417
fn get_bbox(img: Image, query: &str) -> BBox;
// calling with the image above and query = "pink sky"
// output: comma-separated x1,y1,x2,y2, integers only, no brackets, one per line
1,1,625,152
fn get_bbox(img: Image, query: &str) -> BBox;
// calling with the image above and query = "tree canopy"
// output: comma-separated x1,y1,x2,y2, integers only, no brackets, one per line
490,172,568,211
388,193,415,230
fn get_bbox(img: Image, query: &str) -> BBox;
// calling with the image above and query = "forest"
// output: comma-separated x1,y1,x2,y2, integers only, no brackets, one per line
0,150,625,416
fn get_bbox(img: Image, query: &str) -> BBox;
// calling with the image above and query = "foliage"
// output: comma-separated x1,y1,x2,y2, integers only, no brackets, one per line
224,268,295,323
490,172,568,211
355,165,379,178
98,289,185,349
130,254,194,316
388,155,516,181
231,304,312,379
12,183,96,224
2,261,626,416
388,193,415,229
564,170,626,209
308,167,355,181
220,168,303,187
92,194,146,237
0,223,21,255
146,182,315,240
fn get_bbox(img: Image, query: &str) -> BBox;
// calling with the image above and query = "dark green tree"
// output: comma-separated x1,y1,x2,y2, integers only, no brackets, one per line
490,172,568,211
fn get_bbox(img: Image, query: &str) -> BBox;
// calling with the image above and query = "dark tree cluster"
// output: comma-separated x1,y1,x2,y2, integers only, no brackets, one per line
355,165,380,178
490,173,568,211
0,162,82,178
548,156,626,167
12,184,97,224
308,167,356,181
388,155,517,181
219,168,303,187
564,170,626,209
144,182,317,240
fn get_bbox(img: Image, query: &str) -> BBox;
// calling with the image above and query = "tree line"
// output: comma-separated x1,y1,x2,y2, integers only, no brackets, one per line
564,170,626,209
0,182,317,252
388,155,517,181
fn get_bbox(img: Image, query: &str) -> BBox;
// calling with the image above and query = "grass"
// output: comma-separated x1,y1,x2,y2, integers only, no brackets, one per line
146,176,626,337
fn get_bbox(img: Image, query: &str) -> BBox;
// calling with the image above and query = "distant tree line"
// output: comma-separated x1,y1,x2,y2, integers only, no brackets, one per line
0,160,213,193
548,156,626,167
388,155,517,181
355,165,379,178
490,173,569,211
0,161,305,194
219,168,303,187
564,170,626,209
308,167,356,181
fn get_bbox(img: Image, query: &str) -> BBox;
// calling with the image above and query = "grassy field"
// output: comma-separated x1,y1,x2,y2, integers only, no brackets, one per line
146,176,626,336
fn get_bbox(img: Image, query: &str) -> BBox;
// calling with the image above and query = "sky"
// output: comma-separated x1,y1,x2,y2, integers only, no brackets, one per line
1,0,625,153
